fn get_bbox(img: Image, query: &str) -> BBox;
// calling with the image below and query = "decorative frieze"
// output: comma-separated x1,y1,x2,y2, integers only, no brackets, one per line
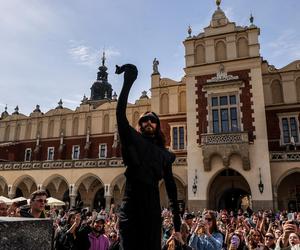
0,157,187,171
270,152,300,161
201,132,250,171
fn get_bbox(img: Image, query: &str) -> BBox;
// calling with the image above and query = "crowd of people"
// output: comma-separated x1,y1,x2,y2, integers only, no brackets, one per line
0,190,300,250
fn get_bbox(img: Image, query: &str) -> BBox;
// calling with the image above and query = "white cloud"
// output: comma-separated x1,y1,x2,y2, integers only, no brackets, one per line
68,40,120,67
267,29,300,59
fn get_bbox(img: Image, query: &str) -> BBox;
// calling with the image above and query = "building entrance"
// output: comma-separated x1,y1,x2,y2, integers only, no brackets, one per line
208,169,251,211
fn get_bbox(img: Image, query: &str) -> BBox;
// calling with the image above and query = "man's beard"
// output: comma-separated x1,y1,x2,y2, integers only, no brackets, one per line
93,227,104,235
141,124,156,136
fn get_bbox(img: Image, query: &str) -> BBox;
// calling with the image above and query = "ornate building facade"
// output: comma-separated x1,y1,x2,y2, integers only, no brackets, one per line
0,3,300,212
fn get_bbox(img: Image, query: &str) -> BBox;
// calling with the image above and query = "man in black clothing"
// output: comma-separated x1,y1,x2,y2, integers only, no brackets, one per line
116,64,181,250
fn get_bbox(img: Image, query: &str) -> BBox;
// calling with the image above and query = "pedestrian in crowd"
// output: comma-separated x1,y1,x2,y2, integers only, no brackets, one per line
0,200,8,216
55,211,82,250
108,231,120,250
162,229,193,250
246,229,265,250
189,210,223,250
181,213,195,245
20,190,47,218
79,217,110,250
275,220,300,250
264,232,276,250
115,64,181,250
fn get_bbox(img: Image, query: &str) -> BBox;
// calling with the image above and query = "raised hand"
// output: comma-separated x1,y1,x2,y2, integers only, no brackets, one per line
115,64,138,87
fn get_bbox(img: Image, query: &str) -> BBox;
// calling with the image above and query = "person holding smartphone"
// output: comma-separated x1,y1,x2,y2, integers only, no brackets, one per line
188,210,223,250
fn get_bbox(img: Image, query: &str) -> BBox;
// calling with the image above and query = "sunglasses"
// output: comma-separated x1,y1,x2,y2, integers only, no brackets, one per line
265,235,274,239
139,115,157,124
34,199,47,203
205,217,212,222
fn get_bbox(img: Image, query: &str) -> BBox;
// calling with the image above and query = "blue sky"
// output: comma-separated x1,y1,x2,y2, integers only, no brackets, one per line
0,0,299,115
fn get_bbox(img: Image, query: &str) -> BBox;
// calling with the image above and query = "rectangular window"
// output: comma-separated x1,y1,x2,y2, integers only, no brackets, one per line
212,109,219,133
47,147,55,161
72,145,80,160
173,127,178,150
172,126,186,150
281,117,299,144
221,109,229,132
179,127,185,149
24,148,32,162
99,144,107,159
210,94,240,133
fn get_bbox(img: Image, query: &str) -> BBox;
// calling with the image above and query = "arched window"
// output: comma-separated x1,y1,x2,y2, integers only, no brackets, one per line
25,122,32,139
271,80,283,104
72,117,79,136
237,37,249,58
48,120,54,138
195,44,205,64
4,125,10,141
14,123,21,141
160,93,169,114
133,111,140,128
296,77,300,102
103,114,109,133
178,91,186,112
215,41,227,61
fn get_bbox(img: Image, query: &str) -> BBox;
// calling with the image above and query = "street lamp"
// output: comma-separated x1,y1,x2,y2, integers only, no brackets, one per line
258,168,264,194
192,169,198,195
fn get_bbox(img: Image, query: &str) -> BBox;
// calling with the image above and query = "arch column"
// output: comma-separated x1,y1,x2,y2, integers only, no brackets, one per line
104,184,112,211
69,184,77,209
7,185,15,199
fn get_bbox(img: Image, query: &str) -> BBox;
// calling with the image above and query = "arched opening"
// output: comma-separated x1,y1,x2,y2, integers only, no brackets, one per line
237,37,249,58
208,169,251,212
111,174,126,209
215,41,227,61
271,80,283,104
277,171,300,212
76,174,105,210
103,114,110,133
93,188,105,212
195,44,205,64
178,91,186,113
14,123,21,141
25,122,32,140
14,176,37,198
4,125,10,141
45,177,69,201
72,117,79,136
159,176,187,213
0,177,8,196
160,93,169,114
48,120,54,138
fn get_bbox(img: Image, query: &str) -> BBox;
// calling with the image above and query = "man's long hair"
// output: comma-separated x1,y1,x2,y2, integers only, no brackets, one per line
137,111,166,148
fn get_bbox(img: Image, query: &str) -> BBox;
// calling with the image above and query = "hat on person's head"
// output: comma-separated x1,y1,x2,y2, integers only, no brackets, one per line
94,216,105,224
184,213,195,220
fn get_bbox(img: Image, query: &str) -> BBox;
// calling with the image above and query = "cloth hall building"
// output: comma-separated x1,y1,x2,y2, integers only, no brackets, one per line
0,4,300,212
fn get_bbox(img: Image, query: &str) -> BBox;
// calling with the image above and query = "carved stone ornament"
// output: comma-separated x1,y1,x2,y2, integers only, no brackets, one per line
207,64,239,83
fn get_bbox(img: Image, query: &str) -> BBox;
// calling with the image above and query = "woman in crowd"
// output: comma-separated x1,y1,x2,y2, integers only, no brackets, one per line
189,210,223,250
264,232,276,250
